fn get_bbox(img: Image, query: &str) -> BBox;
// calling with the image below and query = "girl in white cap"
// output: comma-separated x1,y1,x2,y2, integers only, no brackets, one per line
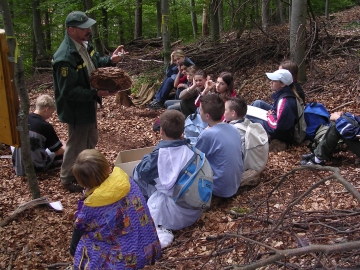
247,69,299,144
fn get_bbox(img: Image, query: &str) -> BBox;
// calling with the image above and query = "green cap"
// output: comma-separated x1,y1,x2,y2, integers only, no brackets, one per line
65,11,96,28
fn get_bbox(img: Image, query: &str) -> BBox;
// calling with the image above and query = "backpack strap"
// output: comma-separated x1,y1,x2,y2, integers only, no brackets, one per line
341,114,360,128
173,146,206,200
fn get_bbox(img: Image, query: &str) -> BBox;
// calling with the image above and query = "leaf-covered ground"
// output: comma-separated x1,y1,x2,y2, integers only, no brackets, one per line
1,6,360,269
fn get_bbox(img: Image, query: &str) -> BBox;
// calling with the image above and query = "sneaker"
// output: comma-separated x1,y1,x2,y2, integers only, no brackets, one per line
301,153,315,161
147,101,165,110
156,226,174,249
146,100,157,108
62,181,83,193
300,157,325,166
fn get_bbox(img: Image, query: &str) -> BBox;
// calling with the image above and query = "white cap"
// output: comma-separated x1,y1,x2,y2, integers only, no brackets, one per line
265,69,293,86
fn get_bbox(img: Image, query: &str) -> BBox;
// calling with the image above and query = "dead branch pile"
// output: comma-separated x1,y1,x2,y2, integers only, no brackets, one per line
155,166,360,269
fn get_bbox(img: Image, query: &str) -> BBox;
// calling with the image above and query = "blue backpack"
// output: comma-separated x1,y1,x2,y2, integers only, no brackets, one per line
171,145,213,210
304,102,330,140
184,110,208,145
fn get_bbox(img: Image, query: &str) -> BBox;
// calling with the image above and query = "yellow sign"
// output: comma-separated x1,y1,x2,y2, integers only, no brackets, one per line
0,29,20,147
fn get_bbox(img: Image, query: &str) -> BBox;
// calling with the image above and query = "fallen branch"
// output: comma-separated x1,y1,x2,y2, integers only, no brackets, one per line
45,262,72,269
0,197,48,227
232,239,360,270
331,100,355,112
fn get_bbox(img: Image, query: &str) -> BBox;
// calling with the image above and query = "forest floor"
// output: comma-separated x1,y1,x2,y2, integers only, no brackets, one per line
1,6,360,270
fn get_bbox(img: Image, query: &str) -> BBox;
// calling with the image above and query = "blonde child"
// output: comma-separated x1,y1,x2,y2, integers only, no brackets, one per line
11,94,66,176
148,49,194,110
70,149,161,269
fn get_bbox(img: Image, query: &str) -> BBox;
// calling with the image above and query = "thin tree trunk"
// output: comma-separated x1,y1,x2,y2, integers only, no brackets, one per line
202,0,209,37
0,0,41,199
134,0,142,39
261,0,269,32
44,10,51,51
210,0,220,41
156,1,162,37
218,0,223,32
325,0,329,19
173,0,179,39
274,0,285,24
190,0,198,38
161,0,171,66
290,0,307,82
101,3,109,49
32,0,49,69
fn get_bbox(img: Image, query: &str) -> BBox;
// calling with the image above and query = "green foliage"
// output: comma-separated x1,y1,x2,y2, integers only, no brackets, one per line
2,0,359,76
309,0,357,15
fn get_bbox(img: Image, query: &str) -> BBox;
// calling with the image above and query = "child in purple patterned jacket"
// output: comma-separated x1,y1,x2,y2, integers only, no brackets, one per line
70,149,161,269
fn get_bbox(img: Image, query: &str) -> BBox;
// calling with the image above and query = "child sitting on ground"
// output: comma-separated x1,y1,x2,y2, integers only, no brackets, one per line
195,94,244,198
11,94,66,176
179,69,214,117
70,149,161,269
247,69,299,144
224,97,269,174
165,64,197,111
133,110,205,248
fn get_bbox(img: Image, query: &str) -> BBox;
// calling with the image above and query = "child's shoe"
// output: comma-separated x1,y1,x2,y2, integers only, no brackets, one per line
156,226,174,249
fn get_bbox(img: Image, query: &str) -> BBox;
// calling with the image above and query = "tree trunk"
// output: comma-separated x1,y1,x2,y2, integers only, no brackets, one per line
274,0,285,24
190,0,198,38
0,0,41,199
172,0,179,39
44,10,51,51
210,0,220,41
202,0,209,37
101,3,109,49
325,0,329,19
134,0,142,39
161,0,171,66
237,0,247,38
32,0,49,69
83,0,104,55
218,0,223,32
290,0,307,83
156,1,162,37
261,0,269,32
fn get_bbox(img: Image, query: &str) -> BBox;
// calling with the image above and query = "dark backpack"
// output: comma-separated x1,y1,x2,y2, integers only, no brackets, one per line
304,102,330,140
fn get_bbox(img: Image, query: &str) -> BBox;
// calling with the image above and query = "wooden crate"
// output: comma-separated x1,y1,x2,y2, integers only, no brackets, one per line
0,29,20,147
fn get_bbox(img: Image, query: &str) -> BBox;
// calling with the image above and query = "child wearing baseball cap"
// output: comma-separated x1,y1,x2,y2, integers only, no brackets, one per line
247,69,300,144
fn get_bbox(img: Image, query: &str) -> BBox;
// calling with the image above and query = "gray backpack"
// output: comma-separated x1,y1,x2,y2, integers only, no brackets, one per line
233,118,269,172
279,93,307,144
171,145,213,210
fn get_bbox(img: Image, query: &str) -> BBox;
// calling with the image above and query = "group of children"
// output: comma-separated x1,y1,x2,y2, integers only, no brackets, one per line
11,53,360,269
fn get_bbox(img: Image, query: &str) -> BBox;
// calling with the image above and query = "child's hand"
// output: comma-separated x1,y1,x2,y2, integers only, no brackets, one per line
330,111,343,121
205,80,214,90
267,110,275,116
178,84,186,89
170,51,175,64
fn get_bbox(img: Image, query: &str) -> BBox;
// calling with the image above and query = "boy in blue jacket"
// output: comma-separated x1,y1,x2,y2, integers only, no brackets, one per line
301,111,360,165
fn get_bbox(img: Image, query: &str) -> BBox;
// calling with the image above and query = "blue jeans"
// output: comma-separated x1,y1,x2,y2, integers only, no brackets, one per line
251,100,272,110
155,77,174,103
164,100,181,111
